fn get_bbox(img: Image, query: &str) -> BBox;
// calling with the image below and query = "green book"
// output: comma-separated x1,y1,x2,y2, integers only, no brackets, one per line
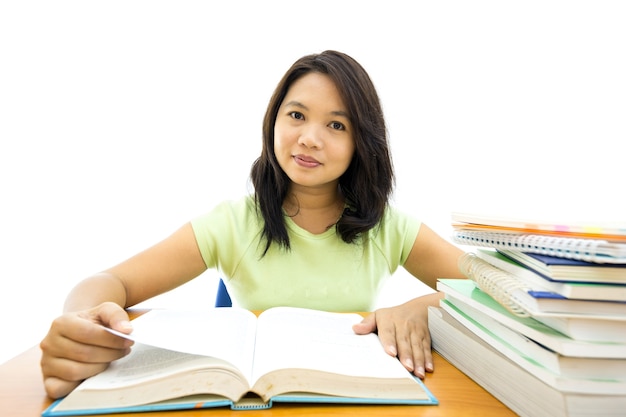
439,298,626,382
436,279,626,358
454,253,626,343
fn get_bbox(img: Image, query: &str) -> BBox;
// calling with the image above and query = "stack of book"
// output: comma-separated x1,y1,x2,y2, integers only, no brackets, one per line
428,212,626,417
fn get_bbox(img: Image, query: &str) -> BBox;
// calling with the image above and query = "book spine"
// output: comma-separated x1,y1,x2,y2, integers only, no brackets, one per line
458,252,529,317
453,231,609,263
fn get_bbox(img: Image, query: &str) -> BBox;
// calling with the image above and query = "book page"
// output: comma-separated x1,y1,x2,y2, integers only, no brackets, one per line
119,308,258,381
250,307,412,385
54,344,250,410
78,343,241,389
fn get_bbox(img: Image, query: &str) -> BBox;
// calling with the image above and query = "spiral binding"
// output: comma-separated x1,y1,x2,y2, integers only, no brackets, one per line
458,252,530,317
453,231,606,263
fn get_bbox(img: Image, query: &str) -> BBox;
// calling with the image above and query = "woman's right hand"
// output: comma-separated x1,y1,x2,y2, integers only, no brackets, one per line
39,302,134,399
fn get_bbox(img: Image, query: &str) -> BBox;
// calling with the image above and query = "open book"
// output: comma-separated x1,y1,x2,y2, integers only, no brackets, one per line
42,307,437,416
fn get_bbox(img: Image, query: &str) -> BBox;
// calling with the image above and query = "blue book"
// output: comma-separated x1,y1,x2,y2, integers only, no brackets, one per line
475,249,626,302
456,253,626,343
42,307,437,416
498,250,626,284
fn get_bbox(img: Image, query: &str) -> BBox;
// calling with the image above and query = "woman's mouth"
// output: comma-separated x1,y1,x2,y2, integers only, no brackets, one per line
293,154,321,168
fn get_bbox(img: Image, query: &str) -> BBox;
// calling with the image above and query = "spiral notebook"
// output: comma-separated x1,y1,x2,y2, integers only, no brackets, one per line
452,230,626,264
457,252,626,315
474,249,626,303
455,253,626,343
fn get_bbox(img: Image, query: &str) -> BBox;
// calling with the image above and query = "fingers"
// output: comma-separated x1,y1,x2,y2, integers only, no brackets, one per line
40,303,134,399
41,319,132,367
358,305,434,379
52,309,133,355
353,312,399,358
43,377,82,400
396,327,429,378
380,316,417,374
82,301,134,335
351,313,377,335
41,358,112,399
423,341,434,373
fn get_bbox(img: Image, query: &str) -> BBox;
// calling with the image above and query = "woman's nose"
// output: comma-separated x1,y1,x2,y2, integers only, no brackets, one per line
297,124,324,149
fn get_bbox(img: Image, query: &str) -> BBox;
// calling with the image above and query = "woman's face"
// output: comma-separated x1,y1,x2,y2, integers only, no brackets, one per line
274,72,355,192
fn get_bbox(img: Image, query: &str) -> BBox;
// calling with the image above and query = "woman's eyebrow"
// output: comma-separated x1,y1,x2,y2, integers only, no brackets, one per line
283,100,349,119
285,100,350,119
283,100,307,110
331,110,349,119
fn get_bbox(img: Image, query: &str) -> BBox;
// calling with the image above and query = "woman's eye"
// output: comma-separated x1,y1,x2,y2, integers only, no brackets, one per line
329,121,345,130
289,111,304,120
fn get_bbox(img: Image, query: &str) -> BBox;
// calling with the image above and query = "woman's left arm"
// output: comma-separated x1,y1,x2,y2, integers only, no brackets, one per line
353,223,466,378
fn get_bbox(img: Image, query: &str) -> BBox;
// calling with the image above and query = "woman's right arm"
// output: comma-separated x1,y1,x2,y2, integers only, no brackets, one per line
40,222,208,399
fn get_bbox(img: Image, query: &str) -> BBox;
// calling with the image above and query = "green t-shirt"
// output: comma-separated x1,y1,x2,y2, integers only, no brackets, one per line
191,196,421,312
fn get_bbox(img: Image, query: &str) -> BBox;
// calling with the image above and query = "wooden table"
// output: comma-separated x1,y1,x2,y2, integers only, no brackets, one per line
0,310,517,417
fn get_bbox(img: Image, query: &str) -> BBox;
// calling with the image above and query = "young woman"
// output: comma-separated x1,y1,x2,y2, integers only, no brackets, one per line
40,50,466,399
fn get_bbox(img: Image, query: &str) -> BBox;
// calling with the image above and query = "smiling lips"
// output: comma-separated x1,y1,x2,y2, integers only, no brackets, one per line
293,154,321,168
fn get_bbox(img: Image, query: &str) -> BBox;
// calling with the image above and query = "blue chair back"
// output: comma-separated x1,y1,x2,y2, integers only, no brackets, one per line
215,278,232,307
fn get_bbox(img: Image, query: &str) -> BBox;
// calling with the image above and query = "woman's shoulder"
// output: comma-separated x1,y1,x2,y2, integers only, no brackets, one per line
211,195,255,212
372,204,422,241
383,204,420,225
193,195,259,225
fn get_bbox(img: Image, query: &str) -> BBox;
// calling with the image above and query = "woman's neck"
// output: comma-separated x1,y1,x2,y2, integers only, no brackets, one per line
283,185,344,234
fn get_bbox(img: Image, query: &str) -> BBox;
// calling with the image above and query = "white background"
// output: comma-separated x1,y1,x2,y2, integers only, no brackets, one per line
1,1,624,365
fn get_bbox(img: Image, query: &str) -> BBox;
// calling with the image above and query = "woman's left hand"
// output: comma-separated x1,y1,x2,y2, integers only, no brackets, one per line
352,292,443,378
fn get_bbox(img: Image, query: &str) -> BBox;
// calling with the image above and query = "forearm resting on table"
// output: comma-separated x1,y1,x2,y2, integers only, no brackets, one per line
63,272,128,312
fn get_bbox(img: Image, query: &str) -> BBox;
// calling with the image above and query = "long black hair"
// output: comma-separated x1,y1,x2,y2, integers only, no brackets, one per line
250,50,394,255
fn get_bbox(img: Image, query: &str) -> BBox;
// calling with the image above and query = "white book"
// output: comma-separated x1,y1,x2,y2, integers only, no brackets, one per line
429,306,626,417
436,279,626,359
439,298,626,381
